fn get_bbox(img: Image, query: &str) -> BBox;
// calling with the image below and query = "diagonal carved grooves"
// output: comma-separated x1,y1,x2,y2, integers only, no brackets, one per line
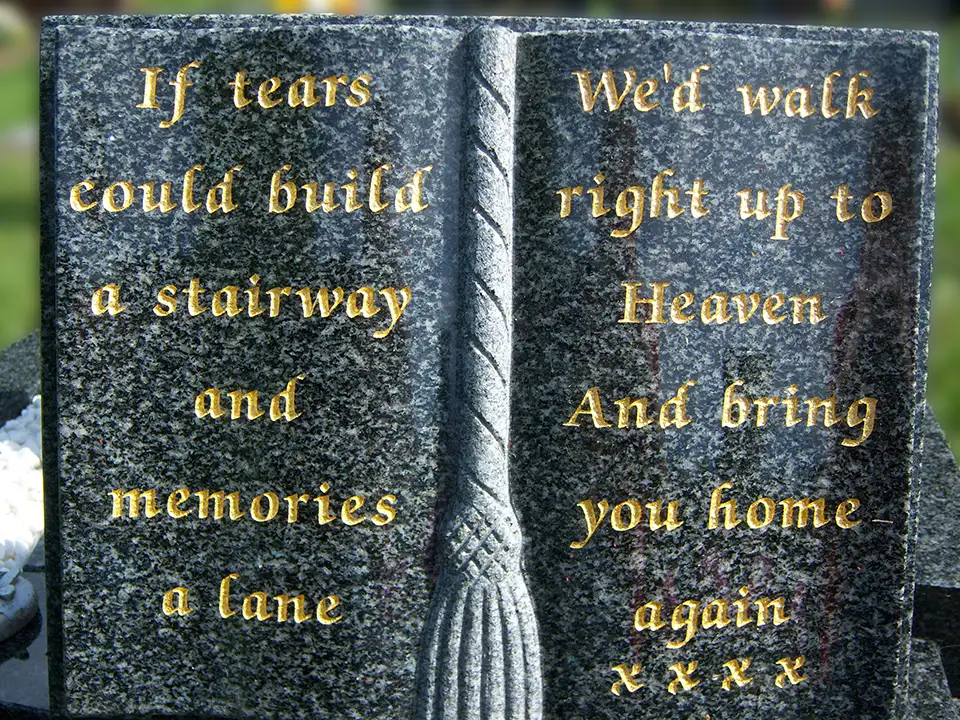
412,27,544,720
473,69,511,116
472,204,508,245
473,140,510,186
467,332,507,384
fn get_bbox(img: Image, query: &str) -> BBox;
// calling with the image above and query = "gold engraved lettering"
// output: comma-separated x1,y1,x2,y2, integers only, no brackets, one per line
746,497,775,529
721,381,876,445
564,387,613,428
636,587,790,648
195,490,245,520
573,498,682,548
137,67,163,109
709,481,863,531
564,382,695,431
709,482,742,529
776,656,808,687
102,181,134,212
737,84,783,114
212,287,242,318
673,65,710,112
242,592,274,621
394,166,433,213
701,599,731,629
737,184,807,240
773,184,805,240
669,601,701,648
250,492,280,522
258,76,284,108
270,164,431,215
556,185,583,217
369,164,392,212
222,573,342,624
634,79,659,110
738,71,876,120
372,495,398,526
862,191,893,222
721,658,753,690
701,293,732,324
615,396,654,428
194,389,225,419
110,488,161,519
634,602,667,631
195,376,305,422
646,501,684,531
288,75,319,107
737,188,771,219
610,500,642,531
347,75,372,107
621,283,823,326
587,173,611,217
140,181,177,213
668,662,701,694
610,664,644,695
233,72,370,109
755,597,791,626
341,495,366,526
785,87,815,117
831,183,857,221
159,61,200,129
762,294,787,323
182,165,203,213
270,375,305,421
342,169,362,212
91,284,127,316
822,71,843,117
846,71,879,118
274,594,310,623
321,74,349,106
219,573,240,618
162,587,194,616
559,171,707,236
571,499,610,549
70,179,97,211
651,169,685,218
572,69,638,111
779,497,828,528
122,485,398,528
836,498,862,528
167,487,192,518
317,595,342,624
187,278,208,315
732,586,753,627
285,493,311,523
205,166,241,214
314,482,337,525
230,70,252,108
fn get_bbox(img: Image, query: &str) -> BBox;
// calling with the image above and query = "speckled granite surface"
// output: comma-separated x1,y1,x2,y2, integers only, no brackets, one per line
0,332,39,426
906,640,960,720
42,18,464,720
916,407,960,589
41,15,937,720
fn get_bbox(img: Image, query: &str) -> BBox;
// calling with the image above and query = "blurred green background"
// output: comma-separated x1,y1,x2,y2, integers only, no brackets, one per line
3,0,960,447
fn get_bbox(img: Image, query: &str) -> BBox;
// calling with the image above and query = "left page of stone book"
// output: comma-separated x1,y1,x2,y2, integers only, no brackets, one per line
40,17,464,718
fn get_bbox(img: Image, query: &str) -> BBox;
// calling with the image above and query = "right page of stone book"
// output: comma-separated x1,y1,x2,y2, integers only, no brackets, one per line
508,26,937,720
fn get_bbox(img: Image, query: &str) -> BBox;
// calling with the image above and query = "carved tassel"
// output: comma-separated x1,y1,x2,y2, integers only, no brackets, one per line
412,27,543,720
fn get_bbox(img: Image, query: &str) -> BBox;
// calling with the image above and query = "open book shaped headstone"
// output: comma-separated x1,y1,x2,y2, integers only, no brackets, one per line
40,15,937,720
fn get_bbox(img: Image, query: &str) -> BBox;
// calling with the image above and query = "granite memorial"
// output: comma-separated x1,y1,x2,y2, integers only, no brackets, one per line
40,14,938,720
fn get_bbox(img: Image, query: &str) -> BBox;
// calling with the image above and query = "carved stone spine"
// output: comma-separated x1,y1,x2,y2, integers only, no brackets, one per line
412,27,543,720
